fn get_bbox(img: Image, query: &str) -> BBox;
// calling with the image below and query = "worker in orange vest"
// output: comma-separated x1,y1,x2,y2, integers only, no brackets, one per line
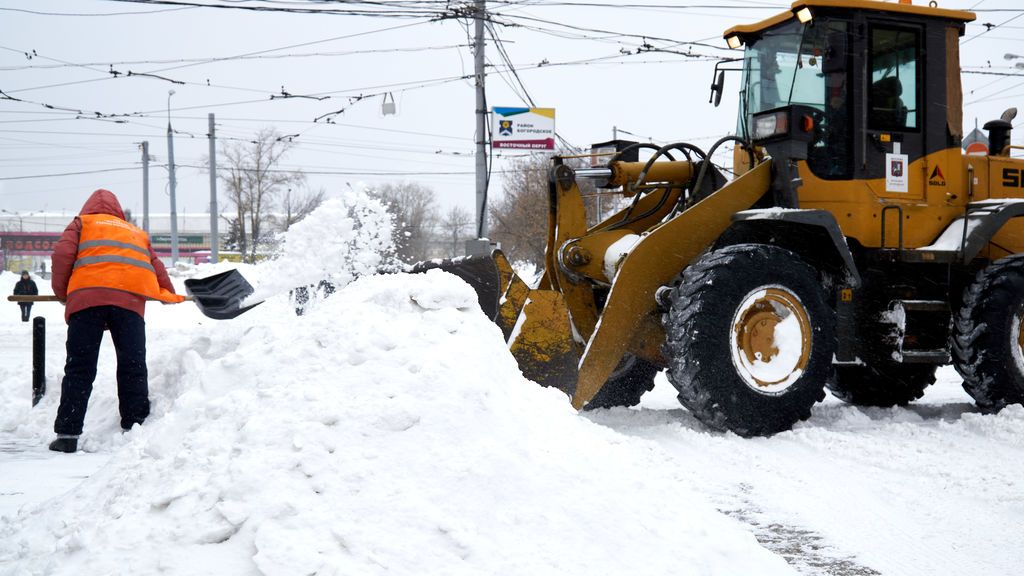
48,189,184,453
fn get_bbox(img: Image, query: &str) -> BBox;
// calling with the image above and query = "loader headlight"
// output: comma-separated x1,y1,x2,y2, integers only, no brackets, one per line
748,105,817,155
751,110,789,141
726,34,742,49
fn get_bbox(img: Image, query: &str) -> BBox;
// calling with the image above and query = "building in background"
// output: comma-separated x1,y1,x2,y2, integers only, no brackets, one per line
0,212,223,273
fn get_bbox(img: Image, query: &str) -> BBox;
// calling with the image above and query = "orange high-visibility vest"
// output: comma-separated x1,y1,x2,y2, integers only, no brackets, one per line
67,214,185,303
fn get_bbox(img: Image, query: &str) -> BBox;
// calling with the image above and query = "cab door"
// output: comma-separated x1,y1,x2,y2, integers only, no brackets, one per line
856,21,926,202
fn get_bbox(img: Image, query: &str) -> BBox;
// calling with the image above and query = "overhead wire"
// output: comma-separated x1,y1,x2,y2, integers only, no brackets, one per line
0,44,469,72
0,5,197,16
103,0,452,18
1,20,436,95
0,166,142,181
962,10,1024,45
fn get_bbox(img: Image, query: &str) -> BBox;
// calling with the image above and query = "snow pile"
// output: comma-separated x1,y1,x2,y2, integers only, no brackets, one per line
0,270,793,576
242,190,398,306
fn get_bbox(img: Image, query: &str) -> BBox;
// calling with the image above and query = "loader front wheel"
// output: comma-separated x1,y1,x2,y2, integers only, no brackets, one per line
952,254,1024,411
662,244,835,437
584,354,659,410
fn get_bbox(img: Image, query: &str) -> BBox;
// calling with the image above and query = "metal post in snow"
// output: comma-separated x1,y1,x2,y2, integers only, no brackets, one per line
32,317,45,406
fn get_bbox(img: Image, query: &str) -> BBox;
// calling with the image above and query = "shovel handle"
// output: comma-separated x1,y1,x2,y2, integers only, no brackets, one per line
8,295,61,302
8,295,193,302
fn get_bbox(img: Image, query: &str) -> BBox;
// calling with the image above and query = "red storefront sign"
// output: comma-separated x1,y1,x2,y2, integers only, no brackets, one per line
0,233,63,255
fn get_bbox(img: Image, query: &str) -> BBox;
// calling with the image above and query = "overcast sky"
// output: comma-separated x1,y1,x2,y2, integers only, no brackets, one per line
1,0,1021,228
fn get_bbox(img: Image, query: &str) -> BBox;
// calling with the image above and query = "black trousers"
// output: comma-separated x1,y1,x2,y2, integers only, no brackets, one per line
19,303,32,322
54,306,150,435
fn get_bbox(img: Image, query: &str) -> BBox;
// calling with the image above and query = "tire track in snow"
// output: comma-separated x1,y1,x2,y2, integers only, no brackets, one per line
723,485,879,576
584,367,1024,576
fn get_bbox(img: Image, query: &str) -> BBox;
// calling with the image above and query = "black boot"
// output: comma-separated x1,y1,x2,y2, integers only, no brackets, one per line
48,436,79,453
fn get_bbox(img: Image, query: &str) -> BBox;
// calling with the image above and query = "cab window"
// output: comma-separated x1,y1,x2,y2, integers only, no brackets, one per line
869,27,919,131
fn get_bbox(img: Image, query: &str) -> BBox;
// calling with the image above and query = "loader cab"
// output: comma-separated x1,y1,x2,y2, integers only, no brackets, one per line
727,0,973,190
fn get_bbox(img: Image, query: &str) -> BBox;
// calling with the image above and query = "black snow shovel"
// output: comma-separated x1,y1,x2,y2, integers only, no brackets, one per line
183,269,260,320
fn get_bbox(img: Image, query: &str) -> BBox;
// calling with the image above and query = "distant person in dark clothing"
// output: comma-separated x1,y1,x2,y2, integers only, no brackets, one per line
48,189,184,454
13,270,38,322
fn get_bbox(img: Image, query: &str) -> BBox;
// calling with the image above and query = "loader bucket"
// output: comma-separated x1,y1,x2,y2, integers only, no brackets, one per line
412,250,578,397
505,289,579,397
409,254,502,320
184,269,261,320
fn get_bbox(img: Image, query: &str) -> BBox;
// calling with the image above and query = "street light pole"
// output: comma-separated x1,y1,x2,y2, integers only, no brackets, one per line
166,90,179,265
208,113,219,264
474,0,488,240
141,141,150,234
1,209,24,232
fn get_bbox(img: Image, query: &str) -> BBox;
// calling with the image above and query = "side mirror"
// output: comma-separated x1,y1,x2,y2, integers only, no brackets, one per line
710,70,726,107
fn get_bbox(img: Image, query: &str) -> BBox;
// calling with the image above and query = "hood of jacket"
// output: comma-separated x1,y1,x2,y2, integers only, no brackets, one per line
79,189,125,220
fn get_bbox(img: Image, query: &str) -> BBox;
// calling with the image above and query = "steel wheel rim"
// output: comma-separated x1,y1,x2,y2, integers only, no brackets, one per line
730,286,812,394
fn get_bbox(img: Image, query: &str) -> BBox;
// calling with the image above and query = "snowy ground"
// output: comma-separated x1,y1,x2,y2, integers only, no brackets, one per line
1,199,1021,575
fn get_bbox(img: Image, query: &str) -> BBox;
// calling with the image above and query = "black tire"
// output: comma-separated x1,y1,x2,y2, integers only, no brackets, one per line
829,364,936,407
662,244,835,437
584,354,659,410
952,254,1024,412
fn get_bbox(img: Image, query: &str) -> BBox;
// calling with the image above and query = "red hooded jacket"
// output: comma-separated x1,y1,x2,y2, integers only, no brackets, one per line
51,189,177,323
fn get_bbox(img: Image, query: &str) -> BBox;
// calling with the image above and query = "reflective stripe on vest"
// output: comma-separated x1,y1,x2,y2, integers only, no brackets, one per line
67,214,185,303
74,254,156,274
78,239,151,258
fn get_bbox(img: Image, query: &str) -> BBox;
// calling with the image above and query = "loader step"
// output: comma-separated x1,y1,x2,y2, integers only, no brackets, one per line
898,350,951,364
896,300,948,313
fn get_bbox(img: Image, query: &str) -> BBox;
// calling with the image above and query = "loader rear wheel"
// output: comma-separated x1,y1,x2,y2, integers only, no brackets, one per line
662,244,835,437
584,354,659,410
828,364,936,407
952,254,1024,412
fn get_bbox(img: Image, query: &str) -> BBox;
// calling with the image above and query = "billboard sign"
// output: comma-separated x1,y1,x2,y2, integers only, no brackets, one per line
492,107,555,150
0,232,62,255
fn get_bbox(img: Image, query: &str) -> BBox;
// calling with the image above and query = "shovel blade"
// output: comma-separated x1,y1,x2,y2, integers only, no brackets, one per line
184,269,260,320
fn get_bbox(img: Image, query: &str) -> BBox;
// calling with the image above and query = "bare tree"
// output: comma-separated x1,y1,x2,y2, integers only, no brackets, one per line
277,187,326,231
439,205,473,258
371,181,439,263
487,155,550,264
218,128,304,262
220,215,244,253
219,153,249,258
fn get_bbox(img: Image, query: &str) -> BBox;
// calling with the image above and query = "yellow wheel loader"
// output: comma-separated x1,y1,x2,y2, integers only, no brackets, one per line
429,0,1024,436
